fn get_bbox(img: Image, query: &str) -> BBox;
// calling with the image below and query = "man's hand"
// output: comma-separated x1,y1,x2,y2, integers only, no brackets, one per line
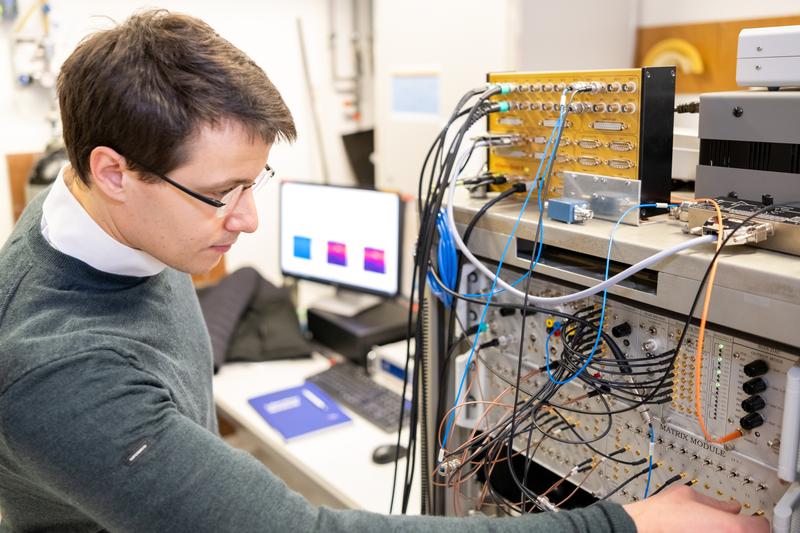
623,485,769,533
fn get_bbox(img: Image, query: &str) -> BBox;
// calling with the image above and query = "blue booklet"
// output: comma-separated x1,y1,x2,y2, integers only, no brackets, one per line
248,383,351,441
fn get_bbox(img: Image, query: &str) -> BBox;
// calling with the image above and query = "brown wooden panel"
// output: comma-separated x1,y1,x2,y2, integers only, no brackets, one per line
636,16,800,94
6,152,41,222
7,152,227,286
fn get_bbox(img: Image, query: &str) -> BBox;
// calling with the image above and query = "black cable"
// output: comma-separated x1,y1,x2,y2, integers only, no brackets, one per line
674,101,700,113
601,464,658,500
397,86,505,514
651,474,683,496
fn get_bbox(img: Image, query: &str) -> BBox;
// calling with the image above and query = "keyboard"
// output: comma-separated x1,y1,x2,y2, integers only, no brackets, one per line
306,362,410,433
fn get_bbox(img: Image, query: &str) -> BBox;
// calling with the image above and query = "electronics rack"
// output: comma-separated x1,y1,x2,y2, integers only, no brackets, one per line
408,72,800,531
485,68,675,216
432,193,800,518
428,191,800,523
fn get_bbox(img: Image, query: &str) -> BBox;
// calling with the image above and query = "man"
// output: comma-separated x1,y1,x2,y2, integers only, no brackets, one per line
0,9,768,533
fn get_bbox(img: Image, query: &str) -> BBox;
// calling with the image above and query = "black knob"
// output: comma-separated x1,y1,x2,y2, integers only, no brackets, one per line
741,395,766,413
740,412,764,431
611,322,632,338
499,307,516,316
727,191,739,199
743,359,769,378
743,377,767,395
762,194,774,206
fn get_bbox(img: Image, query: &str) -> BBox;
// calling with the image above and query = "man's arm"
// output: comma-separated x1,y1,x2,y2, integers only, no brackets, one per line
0,351,766,532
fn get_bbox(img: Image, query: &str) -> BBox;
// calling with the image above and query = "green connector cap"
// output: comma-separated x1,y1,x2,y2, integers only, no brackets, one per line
478,323,488,333
498,101,510,112
500,83,512,94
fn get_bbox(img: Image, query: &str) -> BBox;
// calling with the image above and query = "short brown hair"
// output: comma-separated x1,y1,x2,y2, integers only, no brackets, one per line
57,9,296,186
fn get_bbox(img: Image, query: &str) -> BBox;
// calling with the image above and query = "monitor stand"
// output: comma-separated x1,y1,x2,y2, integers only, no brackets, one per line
311,287,383,317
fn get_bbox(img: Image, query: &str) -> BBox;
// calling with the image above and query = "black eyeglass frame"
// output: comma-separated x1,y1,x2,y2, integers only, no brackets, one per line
134,163,274,209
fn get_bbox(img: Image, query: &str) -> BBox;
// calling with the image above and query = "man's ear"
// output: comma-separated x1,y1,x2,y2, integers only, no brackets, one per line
88,146,131,201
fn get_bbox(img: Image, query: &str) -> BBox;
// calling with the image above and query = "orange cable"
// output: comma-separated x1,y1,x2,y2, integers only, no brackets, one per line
690,199,743,444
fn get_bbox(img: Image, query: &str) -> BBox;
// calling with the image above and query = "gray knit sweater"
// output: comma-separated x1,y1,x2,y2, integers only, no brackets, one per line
0,194,636,532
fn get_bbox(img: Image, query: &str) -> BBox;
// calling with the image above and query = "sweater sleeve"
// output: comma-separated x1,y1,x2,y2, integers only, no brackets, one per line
0,351,637,533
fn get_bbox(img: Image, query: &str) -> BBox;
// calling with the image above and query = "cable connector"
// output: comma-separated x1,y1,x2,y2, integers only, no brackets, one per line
484,101,512,114
670,202,693,222
568,81,606,94
548,197,594,224
478,338,500,350
437,457,461,476
471,133,525,147
510,182,527,193
692,216,775,245
486,82,518,94
536,496,558,512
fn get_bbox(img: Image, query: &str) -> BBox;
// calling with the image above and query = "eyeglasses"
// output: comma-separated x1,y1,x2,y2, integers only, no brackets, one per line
135,162,275,218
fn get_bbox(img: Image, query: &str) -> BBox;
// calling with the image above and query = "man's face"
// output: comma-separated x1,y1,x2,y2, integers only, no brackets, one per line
119,121,270,274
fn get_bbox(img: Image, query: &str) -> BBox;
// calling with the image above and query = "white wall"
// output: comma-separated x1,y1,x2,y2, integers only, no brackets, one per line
0,0,368,283
639,0,800,27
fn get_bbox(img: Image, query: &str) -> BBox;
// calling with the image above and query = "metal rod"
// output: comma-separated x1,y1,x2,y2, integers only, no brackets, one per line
296,17,330,184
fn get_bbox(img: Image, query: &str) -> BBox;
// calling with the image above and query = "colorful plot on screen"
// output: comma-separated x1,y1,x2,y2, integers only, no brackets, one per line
363,247,386,274
327,241,347,266
293,236,311,259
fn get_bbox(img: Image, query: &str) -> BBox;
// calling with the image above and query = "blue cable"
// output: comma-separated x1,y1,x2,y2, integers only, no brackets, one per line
428,210,458,306
545,202,660,386
439,99,569,457
644,424,655,498
458,98,569,301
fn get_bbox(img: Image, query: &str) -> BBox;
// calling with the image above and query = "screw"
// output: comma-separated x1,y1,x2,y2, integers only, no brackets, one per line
755,65,761,71
733,106,744,117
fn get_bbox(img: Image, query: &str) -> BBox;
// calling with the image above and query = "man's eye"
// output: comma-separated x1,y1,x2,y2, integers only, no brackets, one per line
214,187,235,198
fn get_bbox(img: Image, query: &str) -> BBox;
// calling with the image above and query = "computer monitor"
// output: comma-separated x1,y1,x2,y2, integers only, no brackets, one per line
279,181,402,315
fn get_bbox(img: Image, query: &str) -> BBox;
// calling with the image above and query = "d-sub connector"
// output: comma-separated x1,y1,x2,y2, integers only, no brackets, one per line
492,147,529,159
577,138,602,149
695,217,775,245
539,119,572,128
577,156,602,166
608,140,635,152
590,120,626,131
607,159,635,169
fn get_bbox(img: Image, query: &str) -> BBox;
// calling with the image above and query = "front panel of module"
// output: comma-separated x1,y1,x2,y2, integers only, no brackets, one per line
456,264,796,520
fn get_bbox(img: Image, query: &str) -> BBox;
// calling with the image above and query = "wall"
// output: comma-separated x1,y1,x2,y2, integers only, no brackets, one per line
0,0,369,283
639,0,800,27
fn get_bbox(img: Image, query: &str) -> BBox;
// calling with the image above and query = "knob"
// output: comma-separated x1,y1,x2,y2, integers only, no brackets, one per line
741,395,766,413
740,412,765,431
743,360,769,377
612,322,632,338
743,377,767,395
762,194,774,206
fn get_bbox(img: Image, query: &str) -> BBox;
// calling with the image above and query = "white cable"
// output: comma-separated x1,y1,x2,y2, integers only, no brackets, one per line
444,145,716,305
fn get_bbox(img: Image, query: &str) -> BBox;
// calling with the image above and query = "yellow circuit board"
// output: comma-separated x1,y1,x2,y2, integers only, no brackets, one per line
486,68,650,199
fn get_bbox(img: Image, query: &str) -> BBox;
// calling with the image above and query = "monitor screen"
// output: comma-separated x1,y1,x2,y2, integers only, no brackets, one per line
279,182,402,297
